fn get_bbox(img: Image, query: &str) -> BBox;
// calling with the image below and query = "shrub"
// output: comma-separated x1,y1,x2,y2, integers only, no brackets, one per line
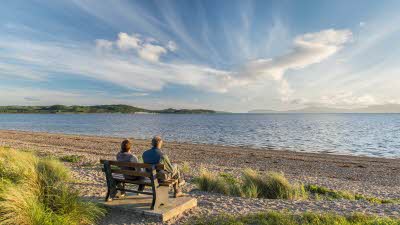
0,147,105,225
187,211,400,225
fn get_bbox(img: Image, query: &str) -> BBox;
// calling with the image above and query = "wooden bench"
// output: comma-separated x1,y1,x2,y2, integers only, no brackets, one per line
100,160,178,210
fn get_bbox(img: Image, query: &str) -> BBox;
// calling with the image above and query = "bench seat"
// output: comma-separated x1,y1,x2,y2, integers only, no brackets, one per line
100,159,177,210
112,177,177,187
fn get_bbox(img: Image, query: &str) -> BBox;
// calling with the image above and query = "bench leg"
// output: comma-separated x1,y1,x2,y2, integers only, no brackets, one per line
105,181,119,202
137,184,145,193
105,188,118,201
151,186,169,210
105,188,111,202
119,183,126,197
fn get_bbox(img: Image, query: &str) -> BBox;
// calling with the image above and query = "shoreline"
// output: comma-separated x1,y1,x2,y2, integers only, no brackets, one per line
1,129,399,190
1,128,398,161
1,129,400,224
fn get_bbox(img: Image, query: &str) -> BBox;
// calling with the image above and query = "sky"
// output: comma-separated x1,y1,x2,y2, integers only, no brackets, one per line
1,0,400,112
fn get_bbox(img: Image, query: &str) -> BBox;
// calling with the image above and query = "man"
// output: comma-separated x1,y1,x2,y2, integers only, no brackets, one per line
142,136,185,197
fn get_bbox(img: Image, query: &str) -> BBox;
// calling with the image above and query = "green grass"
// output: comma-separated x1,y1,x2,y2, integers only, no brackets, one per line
59,155,84,163
194,168,307,199
194,168,398,203
180,161,191,175
0,147,105,225
305,184,400,204
187,211,400,225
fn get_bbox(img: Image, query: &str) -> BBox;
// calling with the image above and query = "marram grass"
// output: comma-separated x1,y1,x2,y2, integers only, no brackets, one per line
194,168,307,199
0,147,105,225
187,211,400,225
194,168,398,203
59,154,84,163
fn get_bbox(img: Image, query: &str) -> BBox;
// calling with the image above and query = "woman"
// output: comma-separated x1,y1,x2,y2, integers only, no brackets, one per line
116,139,144,194
116,139,143,180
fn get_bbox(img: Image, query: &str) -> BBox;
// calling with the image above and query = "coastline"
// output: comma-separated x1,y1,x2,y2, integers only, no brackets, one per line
1,129,400,224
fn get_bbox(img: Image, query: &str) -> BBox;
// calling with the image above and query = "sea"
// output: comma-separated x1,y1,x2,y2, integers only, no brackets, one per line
0,113,399,158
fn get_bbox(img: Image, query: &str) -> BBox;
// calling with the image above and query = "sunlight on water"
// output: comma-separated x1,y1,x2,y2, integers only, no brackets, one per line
0,113,399,158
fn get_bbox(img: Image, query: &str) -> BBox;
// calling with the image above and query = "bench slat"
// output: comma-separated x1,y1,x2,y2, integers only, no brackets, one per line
100,160,165,170
114,178,176,187
111,169,152,178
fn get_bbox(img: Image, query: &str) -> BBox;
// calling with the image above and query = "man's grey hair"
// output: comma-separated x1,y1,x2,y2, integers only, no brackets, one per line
152,136,162,147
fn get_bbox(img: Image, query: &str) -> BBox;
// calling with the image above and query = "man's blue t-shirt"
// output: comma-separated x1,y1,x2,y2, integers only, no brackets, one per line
142,147,163,164
142,147,174,173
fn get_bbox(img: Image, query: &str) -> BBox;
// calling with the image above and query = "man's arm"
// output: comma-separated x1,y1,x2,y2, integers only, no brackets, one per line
160,154,174,174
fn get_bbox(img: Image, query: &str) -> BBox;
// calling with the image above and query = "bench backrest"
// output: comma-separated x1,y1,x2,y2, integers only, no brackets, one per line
100,160,165,179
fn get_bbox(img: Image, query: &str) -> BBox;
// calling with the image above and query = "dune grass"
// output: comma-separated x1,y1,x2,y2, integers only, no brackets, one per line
0,147,105,225
305,184,400,204
187,211,400,225
194,168,307,199
194,168,398,203
180,161,191,175
59,155,84,163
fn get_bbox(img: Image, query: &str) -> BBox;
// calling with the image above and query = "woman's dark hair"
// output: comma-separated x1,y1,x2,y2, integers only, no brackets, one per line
121,139,132,152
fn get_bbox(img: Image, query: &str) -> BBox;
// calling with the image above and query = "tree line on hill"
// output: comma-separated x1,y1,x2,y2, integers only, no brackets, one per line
0,105,216,114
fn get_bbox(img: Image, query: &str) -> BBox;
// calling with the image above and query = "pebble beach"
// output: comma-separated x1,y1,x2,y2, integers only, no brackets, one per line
1,129,399,224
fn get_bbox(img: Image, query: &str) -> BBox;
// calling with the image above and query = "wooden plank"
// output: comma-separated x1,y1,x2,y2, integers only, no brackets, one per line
114,178,175,187
155,164,165,170
111,169,152,178
114,178,151,185
115,188,153,195
100,160,165,170
107,161,153,169
97,196,198,222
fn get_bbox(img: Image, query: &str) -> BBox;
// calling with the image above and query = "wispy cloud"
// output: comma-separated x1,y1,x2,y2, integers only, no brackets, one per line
0,29,352,102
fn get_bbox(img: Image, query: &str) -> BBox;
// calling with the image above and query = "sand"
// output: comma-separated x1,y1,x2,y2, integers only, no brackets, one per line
1,129,400,224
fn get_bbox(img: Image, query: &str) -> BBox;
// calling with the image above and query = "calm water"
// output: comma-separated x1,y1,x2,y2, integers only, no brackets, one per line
0,113,400,158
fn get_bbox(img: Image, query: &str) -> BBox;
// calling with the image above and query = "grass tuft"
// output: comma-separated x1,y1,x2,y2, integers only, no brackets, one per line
180,161,191,175
0,147,105,225
194,168,397,203
187,211,400,225
194,168,229,195
194,168,307,199
305,184,400,204
59,155,83,163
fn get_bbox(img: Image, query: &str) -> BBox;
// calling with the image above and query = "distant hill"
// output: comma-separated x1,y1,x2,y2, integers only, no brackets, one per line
156,108,215,114
249,104,400,113
0,105,216,114
248,109,280,113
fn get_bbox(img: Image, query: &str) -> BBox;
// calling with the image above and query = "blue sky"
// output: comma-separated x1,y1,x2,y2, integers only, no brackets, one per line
1,0,400,112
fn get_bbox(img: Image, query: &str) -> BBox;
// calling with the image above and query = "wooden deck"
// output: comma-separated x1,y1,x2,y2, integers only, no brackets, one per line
98,194,197,222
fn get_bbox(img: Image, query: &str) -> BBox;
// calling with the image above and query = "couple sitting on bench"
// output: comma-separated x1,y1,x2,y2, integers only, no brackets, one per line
116,136,185,197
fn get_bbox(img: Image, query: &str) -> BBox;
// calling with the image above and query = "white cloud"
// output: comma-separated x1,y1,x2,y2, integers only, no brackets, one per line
167,41,177,52
319,92,377,107
101,32,174,63
295,92,378,108
239,29,352,79
95,39,113,51
0,87,84,106
137,43,167,62
116,32,141,50
232,29,352,100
